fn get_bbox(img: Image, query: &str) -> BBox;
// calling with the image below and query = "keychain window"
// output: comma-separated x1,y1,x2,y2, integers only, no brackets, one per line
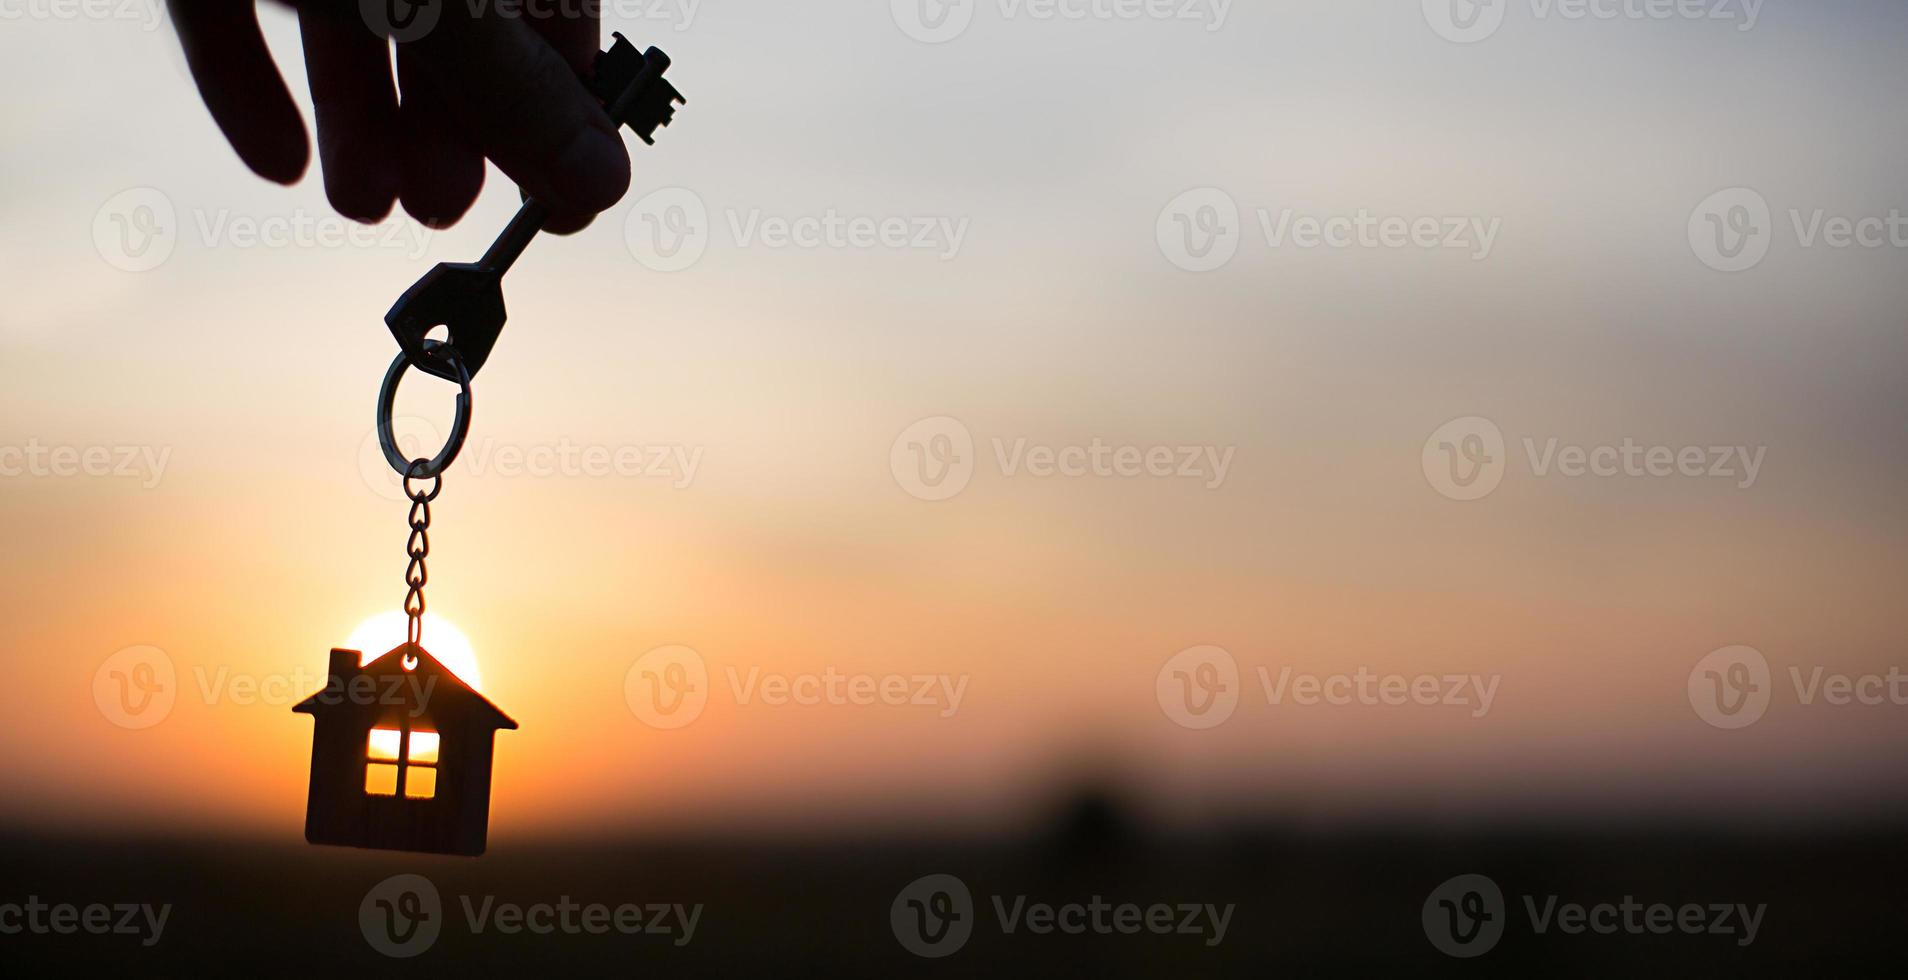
364,728,440,799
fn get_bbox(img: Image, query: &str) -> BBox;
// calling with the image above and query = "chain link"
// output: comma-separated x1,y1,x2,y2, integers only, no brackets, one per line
402,460,442,647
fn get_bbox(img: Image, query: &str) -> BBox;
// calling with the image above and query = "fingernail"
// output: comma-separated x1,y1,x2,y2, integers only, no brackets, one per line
551,126,630,212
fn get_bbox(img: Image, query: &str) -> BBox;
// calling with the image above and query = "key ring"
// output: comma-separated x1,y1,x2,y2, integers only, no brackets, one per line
377,339,473,480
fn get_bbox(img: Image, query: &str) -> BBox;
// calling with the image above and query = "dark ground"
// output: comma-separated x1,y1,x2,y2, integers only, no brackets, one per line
1,810,1902,976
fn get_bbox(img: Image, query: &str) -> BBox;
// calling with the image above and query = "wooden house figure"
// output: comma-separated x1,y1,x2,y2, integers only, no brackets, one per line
294,644,516,856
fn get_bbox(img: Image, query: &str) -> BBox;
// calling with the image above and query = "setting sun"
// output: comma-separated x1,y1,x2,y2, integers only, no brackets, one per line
344,611,484,691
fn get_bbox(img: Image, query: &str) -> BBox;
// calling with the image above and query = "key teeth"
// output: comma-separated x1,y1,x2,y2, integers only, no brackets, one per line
630,82,685,145
591,35,685,146
588,34,644,102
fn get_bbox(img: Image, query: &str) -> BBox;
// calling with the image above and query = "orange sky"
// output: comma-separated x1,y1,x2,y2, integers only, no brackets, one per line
3,4,1907,840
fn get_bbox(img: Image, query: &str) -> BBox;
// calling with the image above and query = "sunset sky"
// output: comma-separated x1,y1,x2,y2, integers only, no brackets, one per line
2,2,1906,845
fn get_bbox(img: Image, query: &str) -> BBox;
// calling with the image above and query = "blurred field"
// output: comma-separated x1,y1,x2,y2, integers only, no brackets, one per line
4,805,1903,976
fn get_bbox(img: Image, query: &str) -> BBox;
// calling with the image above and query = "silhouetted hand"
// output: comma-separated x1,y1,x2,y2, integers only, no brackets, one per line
170,0,630,233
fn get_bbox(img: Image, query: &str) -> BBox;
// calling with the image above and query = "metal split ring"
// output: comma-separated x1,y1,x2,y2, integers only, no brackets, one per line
377,341,473,480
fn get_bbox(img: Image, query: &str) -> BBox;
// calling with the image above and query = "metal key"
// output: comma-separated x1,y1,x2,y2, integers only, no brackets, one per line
386,35,685,383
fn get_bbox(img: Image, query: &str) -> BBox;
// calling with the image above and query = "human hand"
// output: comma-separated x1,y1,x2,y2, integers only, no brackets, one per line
169,0,630,234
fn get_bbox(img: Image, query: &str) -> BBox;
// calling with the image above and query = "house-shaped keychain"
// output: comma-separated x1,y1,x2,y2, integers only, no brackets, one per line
293,644,516,856
291,32,681,860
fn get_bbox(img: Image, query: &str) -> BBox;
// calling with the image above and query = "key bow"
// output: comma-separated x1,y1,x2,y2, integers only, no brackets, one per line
384,36,684,383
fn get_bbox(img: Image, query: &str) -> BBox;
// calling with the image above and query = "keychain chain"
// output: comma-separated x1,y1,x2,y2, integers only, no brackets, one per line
402,460,441,648
376,337,466,653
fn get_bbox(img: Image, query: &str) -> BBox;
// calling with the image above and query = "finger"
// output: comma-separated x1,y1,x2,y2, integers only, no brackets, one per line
406,12,628,218
526,1,598,74
396,46,485,229
525,5,603,234
169,0,309,184
298,6,399,222
531,198,594,235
